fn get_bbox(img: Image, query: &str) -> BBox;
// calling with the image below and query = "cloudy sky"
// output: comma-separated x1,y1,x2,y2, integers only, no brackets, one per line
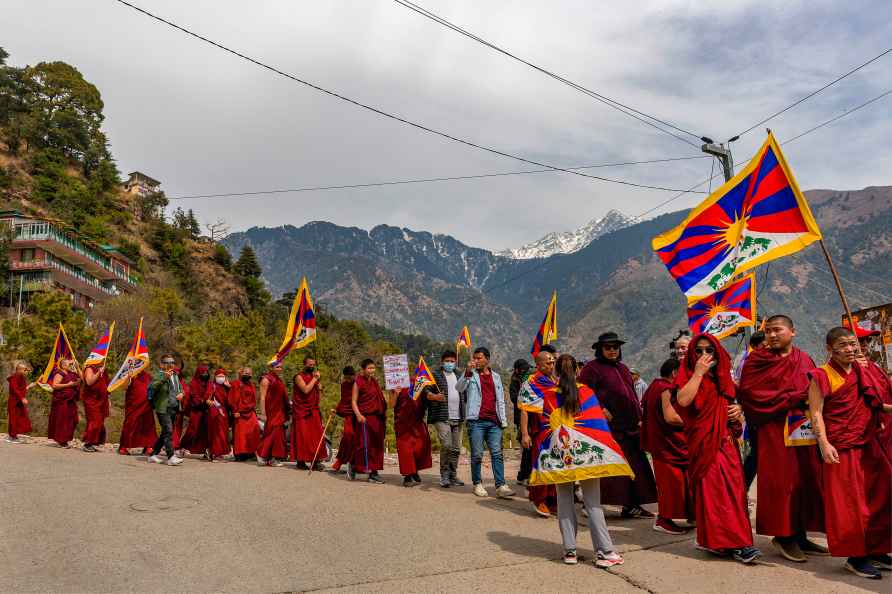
5,0,891,251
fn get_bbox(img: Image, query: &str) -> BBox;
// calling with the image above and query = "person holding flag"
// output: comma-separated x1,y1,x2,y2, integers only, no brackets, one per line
113,320,156,456
291,356,326,471
428,349,465,488
80,323,114,453
147,354,186,466
5,362,35,443
48,357,81,448
390,357,439,487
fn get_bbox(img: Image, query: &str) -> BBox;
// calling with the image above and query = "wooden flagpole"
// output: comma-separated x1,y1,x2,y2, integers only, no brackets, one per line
818,239,859,333
308,408,336,476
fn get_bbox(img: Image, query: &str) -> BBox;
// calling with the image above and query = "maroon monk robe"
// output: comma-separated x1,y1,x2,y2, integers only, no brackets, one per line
81,368,110,446
6,374,33,438
676,333,752,551
180,365,210,455
334,380,356,467
229,379,261,456
290,372,326,463
641,378,691,520
206,371,231,459
394,388,432,476
864,360,892,460
738,347,824,537
256,371,290,460
811,361,892,557
118,372,157,451
47,368,80,446
526,411,557,512
579,357,657,508
352,375,387,473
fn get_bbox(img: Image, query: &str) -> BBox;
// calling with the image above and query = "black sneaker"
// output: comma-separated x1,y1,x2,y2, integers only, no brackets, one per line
295,462,309,470
402,476,416,487
871,554,892,571
846,556,882,579
368,472,385,484
450,477,465,487
439,477,451,488
732,546,762,565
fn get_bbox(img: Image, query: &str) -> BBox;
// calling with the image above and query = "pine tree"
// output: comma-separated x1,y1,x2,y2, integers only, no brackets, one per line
186,209,200,238
234,245,262,279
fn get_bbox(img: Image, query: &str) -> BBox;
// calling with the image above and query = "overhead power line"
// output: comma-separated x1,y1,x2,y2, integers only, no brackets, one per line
783,88,892,144
734,47,891,139
393,0,702,148
113,0,693,195
167,155,709,200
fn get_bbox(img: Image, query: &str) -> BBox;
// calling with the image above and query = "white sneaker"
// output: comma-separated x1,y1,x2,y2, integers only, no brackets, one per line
595,551,624,568
4,436,20,443
166,455,184,466
147,455,164,464
496,484,516,499
256,455,267,466
473,483,488,497
174,449,185,458
270,459,284,467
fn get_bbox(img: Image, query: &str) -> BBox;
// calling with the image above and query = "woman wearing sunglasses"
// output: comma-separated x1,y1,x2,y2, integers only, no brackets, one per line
675,333,762,565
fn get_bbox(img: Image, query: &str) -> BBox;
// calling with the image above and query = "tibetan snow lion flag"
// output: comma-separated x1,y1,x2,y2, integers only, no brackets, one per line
784,410,817,447
456,326,472,352
530,291,558,356
269,276,317,365
37,324,80,390
652,132,822,304
411,356,435,401
108,318,150,392
84,322,115,367
687,274,756,339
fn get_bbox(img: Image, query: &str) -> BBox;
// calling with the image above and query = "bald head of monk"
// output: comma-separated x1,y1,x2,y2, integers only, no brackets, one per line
764,315,796,355
826,327,858,368
534,350,556,376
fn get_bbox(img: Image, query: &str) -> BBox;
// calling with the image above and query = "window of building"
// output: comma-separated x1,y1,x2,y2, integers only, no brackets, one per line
20,248,35,262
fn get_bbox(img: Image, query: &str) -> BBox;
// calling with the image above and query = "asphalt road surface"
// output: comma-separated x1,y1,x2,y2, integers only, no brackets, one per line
0,438,885,594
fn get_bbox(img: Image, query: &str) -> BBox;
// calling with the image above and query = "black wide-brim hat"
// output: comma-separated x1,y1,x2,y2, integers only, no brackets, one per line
592,331,626,350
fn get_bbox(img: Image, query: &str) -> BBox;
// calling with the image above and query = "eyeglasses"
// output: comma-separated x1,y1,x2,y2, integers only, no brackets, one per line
602,344,621,351
161,360,175,365
694,347,715,355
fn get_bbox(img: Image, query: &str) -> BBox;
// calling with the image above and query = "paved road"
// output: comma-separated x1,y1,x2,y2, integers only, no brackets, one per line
0,438,884,594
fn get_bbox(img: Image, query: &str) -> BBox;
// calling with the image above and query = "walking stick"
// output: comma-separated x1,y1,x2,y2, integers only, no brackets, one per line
363,421,369,473
308,409,336,476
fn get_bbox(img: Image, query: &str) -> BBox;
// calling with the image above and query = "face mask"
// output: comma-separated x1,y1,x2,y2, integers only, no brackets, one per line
443,362,455,373
241,375,252,382
200,373,210,380
215,376,225,385
304,366,315,374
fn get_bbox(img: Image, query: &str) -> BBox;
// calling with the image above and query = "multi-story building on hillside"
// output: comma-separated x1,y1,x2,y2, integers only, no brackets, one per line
123,171,161,197
2,210,138,311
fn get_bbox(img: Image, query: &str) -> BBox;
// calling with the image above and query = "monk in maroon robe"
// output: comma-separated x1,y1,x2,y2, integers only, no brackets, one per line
391,385,433,486
641,358,691,535
81,363,110,451
291,356,327,470
118,372,156,454
256,361,290,465
579,331,657,517
331,367,356,472
206,368,232,460
676,333,760,564
229,367,261,460
180,364,211,456
809,326,892,579
350,359,387,483
48,359,81,448
6,362,34,442
738,314,826,562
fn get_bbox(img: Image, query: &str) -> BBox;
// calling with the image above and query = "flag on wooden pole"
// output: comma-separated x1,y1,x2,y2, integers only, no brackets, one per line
269,276,317,365
84,322,115,367
108,318,150,392
530,291,558,356
37,324,79,390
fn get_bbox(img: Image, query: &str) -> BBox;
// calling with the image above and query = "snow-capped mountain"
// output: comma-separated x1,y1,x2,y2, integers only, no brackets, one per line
496,209,632,259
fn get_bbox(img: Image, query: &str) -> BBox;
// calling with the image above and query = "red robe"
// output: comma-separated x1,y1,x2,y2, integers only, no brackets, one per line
290,372,326,463
256,372,289,460
352,375,387,473
335,380,356,465
641,377,691,520
738,347,824,537
579,357,657,507
81,369,110,446
811,361,891,557
394,389,432,476
526,412,557,511
118,373,157,450
676,333,752,551
180,366,210,455
206,381,231,458
229,379,261,455
47,369,80,446
6,374,33,438
864,360,892,460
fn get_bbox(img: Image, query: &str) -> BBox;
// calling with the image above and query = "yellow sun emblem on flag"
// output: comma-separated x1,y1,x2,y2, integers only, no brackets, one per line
719,212,748,248
549,407,576,432
708,304,728,318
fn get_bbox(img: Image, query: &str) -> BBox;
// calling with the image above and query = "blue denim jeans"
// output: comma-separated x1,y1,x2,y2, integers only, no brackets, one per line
467,420,505,487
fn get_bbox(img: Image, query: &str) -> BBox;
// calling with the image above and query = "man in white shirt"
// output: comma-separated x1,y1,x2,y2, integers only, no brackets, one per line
630,368,648,402
428,350,466,488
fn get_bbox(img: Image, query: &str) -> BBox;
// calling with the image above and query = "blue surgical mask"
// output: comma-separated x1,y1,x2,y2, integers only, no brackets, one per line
443,362,456,373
